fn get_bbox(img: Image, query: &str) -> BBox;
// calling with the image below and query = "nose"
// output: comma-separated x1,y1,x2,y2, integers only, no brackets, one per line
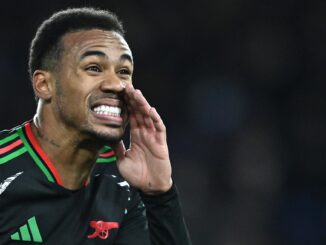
99,71,125,93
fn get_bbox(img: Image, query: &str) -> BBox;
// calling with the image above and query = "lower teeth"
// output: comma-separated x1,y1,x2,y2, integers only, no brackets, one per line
96,112,119,117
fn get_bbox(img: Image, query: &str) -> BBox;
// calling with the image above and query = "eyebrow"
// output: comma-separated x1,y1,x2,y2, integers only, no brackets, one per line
80,50,108,60
79,50,133,64
120,53,133,64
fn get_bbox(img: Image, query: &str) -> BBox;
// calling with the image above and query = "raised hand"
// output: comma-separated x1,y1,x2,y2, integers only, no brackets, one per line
114,84,172,194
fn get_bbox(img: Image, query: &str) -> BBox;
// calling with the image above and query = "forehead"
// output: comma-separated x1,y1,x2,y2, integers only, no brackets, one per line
61,29,131,58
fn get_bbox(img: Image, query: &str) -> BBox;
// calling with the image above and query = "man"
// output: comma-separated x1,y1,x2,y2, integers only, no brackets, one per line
0,7,191,244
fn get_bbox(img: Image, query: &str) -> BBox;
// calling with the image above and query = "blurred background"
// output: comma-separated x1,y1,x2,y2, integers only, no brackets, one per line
0,0,325,244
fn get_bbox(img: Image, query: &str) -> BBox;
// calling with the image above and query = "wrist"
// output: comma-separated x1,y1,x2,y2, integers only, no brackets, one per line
141,178,173,195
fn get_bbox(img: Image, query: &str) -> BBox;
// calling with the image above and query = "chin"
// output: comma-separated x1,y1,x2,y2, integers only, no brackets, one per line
97,133,123,145
88,127,124,145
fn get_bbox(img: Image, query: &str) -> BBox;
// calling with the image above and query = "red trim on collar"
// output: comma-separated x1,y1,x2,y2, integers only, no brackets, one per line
25,122,64,186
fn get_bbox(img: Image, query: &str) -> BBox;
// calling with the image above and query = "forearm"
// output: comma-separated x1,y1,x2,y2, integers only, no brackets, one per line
141,184,192,245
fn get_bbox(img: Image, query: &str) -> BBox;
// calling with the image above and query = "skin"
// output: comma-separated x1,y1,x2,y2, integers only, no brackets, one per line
32,29,172,193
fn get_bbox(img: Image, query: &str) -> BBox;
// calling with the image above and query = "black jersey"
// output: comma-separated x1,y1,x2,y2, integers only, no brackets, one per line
0,122,191,244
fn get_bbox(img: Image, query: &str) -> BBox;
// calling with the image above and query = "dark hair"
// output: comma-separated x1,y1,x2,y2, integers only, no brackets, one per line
28,7,125,79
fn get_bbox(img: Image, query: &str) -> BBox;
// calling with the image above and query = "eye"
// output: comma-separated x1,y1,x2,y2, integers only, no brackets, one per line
86,65,102,73
118,68,131,76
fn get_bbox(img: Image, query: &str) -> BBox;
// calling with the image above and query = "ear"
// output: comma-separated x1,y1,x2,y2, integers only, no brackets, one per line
32,70,54,101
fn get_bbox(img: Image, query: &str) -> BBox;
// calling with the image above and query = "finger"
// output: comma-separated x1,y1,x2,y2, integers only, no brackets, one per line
128,113,139,129
134,111,145,128
149,107,166,132
125,82,134,93
144,114,155,129
125,84,152,128
125,85,151,114
131,90,151,114
127,104,144,129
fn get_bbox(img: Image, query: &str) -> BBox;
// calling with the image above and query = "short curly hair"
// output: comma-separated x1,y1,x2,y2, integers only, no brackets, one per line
28,7,125,80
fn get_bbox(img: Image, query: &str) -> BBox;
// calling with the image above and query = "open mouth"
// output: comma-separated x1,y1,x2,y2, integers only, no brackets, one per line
92,105,122,117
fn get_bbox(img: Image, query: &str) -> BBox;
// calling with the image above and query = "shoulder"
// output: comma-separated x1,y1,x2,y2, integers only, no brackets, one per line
0,122,31,166
0,127,22,155
0,127,17,140
0,122,27,143
0,125,26,176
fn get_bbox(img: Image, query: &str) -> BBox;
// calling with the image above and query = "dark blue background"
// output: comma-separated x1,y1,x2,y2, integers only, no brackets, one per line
0,1,325,244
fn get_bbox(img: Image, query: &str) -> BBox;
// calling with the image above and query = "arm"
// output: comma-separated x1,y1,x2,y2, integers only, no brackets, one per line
113,189,150,245
113,84,191,244
114,185,192,245
141,184,192,245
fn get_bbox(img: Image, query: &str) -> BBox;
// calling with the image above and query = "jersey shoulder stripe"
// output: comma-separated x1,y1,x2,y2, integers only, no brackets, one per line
0,128,27,164
0,131,19,145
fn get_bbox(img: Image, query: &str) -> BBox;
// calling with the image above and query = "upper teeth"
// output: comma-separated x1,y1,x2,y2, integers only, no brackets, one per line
93,105,121,116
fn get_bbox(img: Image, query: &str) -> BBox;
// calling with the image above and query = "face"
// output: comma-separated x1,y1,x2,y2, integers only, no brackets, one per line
50,29,133,144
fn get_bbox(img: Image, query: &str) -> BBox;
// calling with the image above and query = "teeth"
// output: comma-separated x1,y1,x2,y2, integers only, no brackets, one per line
93,105,121,117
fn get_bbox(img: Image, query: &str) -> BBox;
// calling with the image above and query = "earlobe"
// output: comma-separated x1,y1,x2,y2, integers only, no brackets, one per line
32,70,53,101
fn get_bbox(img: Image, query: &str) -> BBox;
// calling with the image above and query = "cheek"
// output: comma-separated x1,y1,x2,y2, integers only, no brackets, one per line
70,90,90,114
56,73,99,113
57,87,88,116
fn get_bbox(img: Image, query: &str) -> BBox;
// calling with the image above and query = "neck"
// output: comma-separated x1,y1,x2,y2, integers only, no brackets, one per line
32,114,103,190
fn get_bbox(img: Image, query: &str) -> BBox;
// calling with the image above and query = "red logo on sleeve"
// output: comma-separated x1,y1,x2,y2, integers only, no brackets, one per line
87,220,119,240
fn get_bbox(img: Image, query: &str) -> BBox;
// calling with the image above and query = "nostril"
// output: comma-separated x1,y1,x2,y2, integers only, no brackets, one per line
100,79,125,92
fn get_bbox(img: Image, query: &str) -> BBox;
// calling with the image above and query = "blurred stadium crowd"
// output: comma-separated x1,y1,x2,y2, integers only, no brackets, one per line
0,0,324,244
